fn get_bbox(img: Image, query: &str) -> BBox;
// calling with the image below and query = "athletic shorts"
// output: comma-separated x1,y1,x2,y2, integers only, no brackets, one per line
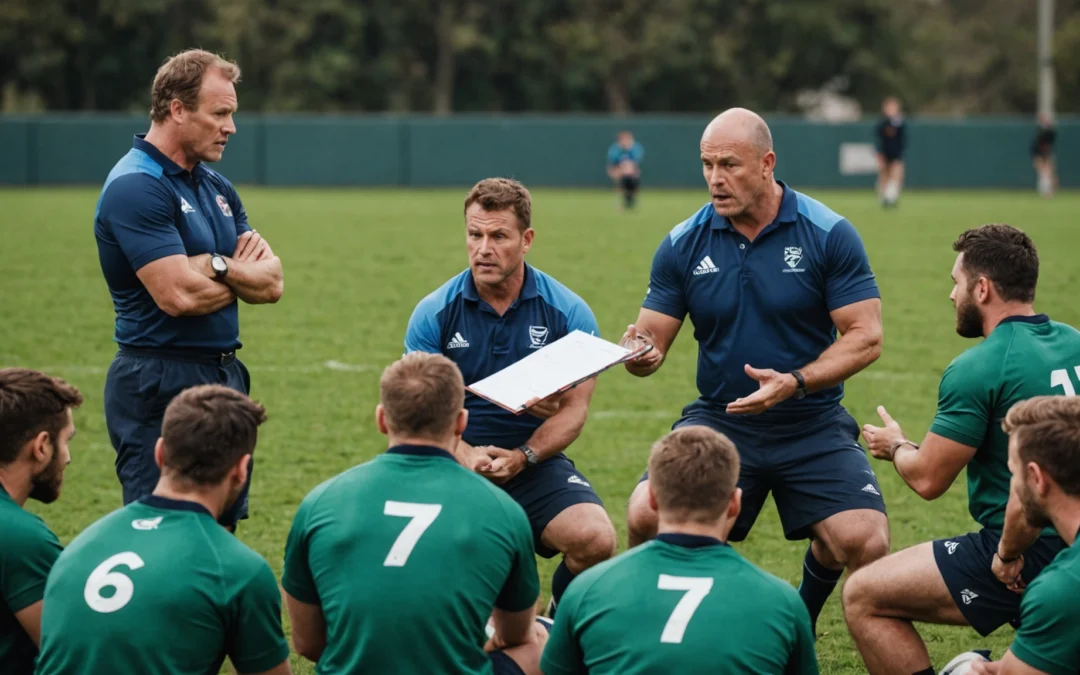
619,175,640,193
104,348,252,527
503,453,604,558
640,402,886,542
933,529,1065,636
880,150,903,163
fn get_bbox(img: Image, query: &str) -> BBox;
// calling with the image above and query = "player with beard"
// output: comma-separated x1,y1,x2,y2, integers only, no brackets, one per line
844,224,1080,675
35,385,291,675
0,369,83,675
970,396,1080,675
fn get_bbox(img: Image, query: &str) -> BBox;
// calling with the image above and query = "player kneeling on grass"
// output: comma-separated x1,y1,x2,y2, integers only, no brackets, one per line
965,396,1080,675
283,352,547,675
845,224,1080,675
35,385,291,675
0,369,83,675
540,426,818,675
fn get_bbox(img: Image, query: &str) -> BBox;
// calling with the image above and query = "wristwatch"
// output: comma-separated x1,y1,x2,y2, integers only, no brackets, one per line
789,370,808,400
210,254,229,279
518,445,539,468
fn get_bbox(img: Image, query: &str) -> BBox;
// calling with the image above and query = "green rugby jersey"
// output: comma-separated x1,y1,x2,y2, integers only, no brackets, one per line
0,485,62,674
929,315,1080,531
35,496,289,675
1011,530,1080,675
282,444,540,675
541,533,819,675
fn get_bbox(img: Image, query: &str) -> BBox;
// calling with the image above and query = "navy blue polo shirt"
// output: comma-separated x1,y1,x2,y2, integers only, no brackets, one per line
405,264,600,449
94,135,251,350
643,182,879,423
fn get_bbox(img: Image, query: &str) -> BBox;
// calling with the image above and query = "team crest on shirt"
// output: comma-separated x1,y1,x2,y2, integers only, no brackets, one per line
131,516,163,531
215,195,233,217
783,246,805,273
529,326,549,348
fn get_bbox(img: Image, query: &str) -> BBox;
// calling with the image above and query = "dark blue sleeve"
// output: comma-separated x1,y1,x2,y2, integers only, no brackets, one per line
898,123,907,153
98,173,186,271
641,236,687,319
606,145,620,166
824,219,880,311
404,295,443,354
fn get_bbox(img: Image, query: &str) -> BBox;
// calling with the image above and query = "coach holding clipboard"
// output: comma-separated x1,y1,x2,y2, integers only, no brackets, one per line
94,50,283,531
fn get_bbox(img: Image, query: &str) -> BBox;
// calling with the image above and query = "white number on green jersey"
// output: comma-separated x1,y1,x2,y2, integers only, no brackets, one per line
1050,367,1080,396
657,574,714,644
84,552,145,614
383,501,442,567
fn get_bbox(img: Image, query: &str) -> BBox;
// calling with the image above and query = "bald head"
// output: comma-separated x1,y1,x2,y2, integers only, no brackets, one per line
702,108,773,158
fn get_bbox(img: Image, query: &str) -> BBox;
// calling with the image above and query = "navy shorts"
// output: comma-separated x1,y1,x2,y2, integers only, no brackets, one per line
104,348,252,526
619,176,640,193
933,529,1065,636
502,453,603,558
640,402,886,542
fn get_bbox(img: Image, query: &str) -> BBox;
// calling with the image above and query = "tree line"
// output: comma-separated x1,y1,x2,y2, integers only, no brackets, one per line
1,0,1078,115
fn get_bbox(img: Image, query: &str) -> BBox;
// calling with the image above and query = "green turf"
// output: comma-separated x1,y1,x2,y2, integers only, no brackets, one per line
3,186,1078,674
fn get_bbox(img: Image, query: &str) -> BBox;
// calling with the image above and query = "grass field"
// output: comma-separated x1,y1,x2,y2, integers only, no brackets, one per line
3,186,1079,674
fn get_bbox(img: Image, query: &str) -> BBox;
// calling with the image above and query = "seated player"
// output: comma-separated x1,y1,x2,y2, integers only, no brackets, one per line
969,396,1080,675
35,385,291,675
540,426,818,675
0,369,83,675
875,96,906,208
606,130,645,211
283,352,546,674
1030,114,1057,198
846,225,1080,675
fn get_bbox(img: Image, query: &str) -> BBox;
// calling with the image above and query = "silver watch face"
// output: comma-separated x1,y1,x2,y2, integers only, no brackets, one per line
212,256,227,273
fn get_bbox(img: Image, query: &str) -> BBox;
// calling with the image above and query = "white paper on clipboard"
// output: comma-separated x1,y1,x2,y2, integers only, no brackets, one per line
465,330,651,415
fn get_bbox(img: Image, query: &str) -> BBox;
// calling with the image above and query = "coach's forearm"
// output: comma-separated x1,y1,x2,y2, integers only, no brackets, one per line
174,271,236,316
999,492,1042,560
526,405,588,460
800,326,881,392
224,256,284,304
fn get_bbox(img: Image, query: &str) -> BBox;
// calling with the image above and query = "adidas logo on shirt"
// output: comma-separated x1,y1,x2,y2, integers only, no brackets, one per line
447,332,470,349
861,483,880,496
180,197,196,214
945,541,959,555
567,475,591,487
961,589,978,605
693,256,719,276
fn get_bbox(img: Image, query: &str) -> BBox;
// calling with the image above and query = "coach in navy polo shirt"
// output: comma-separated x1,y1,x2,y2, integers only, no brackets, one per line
405,177,617,617
621,108,888,635
95,49,282,529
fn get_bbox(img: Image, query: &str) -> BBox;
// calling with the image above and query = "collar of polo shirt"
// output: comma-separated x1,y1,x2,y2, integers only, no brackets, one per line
462,262,540,307
133,134,209,179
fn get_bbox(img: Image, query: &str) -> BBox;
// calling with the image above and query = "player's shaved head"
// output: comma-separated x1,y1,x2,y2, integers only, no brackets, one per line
702,108,773,158
649,426,740,523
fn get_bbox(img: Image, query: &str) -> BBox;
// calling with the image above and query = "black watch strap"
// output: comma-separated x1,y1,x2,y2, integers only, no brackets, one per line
790,370,807,399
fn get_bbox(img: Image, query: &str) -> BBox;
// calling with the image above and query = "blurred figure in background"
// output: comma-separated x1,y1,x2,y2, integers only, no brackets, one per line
875,97,906,209
1031,113,1057,199
607,130,645,212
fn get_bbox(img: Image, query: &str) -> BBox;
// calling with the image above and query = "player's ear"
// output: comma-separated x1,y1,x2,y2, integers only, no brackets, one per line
375,404,389,437
235,454,251,486
521,227,535,252
455,409,469,437
646,483,659,512
169,98,186,123
728,487,743,521
1029,462,1051,498
761,151,776,177
26,430,50,467
153,437,166,470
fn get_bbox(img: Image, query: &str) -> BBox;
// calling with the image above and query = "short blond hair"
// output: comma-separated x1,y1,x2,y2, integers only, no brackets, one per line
380,353,464,439
1003,396,1080,495
648,426,740,523
150,49,241,123
463,178,533,232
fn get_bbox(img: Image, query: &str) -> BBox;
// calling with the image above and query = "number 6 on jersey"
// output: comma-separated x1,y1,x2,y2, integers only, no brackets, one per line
657,574,714,644
84,552,145,614
383,501,442,567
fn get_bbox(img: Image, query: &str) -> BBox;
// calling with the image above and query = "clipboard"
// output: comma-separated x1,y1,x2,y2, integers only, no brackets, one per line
465,330,653,415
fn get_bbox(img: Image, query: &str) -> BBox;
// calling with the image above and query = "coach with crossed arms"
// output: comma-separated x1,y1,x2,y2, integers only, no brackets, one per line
95,49,282,530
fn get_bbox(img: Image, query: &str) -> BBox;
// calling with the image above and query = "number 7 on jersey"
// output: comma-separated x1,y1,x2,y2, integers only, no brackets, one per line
657,574,714,644
383,501,442,567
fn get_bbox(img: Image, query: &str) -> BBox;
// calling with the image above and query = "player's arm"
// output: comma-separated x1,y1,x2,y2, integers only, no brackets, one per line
623,234,687,377
970,651,1050,675
491,606,536,649
889,431,976,500
997,490,1042,569
283,591,327,663
13,601,43,646
538,581,588,675
786,593,821,675
136,255,237,316
492,500,542,649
